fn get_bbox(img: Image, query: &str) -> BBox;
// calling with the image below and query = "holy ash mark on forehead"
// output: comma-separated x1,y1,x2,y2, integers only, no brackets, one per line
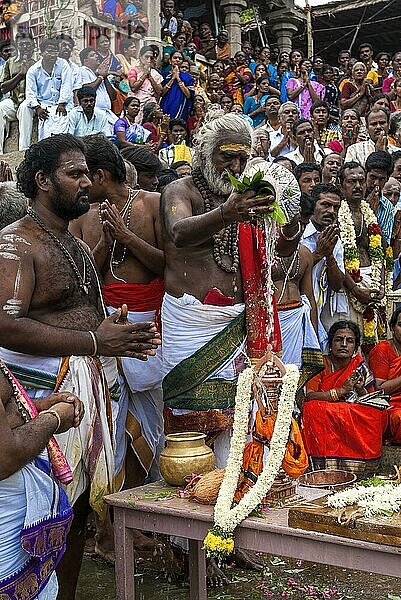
58,158,89,176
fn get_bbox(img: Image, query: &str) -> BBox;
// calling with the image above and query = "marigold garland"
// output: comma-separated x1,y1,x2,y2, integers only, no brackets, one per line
338,200,392,351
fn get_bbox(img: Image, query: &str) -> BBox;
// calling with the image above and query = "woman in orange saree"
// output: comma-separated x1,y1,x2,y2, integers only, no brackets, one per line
369,307,401,442
223,51,252,106
302,321,387,477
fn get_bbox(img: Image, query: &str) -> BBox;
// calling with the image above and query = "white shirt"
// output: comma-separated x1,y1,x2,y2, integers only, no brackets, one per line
269,127,296,157
345,139,398,166
67,106,110,137
67,59,81,91
300,220,348,317
26,57,73,109
79,65,111,111
285,141,330,165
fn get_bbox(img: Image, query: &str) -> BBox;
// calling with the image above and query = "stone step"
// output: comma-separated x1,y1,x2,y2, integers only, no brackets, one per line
4,118,38,156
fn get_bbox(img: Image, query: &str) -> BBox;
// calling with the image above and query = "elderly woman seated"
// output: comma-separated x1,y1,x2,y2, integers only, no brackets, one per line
369,308,401,443
302,320,387,477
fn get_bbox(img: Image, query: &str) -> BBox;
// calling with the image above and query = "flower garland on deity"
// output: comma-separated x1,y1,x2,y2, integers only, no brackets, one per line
338,199,393,351
203,363,300,563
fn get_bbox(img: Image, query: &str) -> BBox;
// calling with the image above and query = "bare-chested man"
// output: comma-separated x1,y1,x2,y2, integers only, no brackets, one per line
161,113,280,583
0,364,83,598
70,136,165,549
272,217,322,385
0,134,160,599
339,161,386,348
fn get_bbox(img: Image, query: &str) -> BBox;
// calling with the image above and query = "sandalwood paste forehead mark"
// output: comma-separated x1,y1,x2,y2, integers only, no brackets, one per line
218,144,252,153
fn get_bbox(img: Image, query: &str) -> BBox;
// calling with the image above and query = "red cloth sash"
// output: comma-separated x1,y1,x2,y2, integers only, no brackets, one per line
302,355,387,460
238,223,281,358
103,278,165,312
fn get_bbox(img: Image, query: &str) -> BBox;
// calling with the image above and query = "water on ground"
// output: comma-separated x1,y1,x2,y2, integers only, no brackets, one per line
76,552,401,600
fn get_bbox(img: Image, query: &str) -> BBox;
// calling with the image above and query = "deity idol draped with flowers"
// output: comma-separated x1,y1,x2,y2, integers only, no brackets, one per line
338,161,393,353
160,110,301,578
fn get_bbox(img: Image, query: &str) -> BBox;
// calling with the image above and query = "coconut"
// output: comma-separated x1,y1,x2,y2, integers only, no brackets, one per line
188,469,225,505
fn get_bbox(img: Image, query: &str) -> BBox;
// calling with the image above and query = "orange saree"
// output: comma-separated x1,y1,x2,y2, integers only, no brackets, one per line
369,340,401,442
302,355,387,471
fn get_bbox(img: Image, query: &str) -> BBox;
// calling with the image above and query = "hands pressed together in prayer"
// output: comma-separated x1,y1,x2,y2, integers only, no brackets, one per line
36,391,85,432
96,303,161,360
315,224,339,260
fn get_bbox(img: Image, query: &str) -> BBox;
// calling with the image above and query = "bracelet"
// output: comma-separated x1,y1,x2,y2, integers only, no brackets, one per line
329,388,339,402
89,330,98,356
41,409,61,433
280,222,301,241
219,203,226,228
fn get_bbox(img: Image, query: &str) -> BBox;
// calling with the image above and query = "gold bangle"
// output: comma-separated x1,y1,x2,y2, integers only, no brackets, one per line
329,389,338,402
41,409,61,433
89,330,98,356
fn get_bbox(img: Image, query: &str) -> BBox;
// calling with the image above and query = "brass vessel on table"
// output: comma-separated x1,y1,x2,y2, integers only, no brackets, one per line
159,432,215,486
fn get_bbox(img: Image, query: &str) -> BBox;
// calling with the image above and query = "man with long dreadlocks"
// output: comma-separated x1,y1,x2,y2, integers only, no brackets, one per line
161,111,283,583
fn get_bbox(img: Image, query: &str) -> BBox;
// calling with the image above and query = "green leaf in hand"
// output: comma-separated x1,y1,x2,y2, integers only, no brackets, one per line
270,200,287,226
228,169,286,225
227,171,247,192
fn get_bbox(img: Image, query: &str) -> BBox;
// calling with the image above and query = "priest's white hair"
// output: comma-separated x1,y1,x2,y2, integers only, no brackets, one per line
192,110,253,195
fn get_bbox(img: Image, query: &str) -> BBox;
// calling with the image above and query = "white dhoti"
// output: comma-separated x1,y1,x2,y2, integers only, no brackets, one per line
277,295,323,389
0,348,116,520
107,307,164,481
0,449,73,598
39,105,69,141
162,293,246,468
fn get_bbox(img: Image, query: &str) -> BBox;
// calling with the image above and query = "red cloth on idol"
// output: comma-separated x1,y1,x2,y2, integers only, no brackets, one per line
238,222,281,358
369,340,401,442
302,355,387,461
103,278,165,312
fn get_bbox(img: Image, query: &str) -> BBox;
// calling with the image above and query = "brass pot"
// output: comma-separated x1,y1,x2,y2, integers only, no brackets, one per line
159,432,216,486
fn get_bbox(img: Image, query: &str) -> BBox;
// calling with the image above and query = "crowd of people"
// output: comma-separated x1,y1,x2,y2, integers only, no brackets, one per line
3,1,401,597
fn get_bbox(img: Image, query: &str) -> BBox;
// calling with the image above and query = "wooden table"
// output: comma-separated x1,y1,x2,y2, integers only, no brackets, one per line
105,482,401,600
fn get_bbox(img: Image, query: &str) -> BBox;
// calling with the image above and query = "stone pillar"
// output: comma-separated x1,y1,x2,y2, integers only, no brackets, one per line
220,0,247,57
144,0,161,45
270,19,298,55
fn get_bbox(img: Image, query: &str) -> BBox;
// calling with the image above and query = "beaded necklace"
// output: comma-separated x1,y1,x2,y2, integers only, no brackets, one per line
28,207,92,295
192,169,239,273
98,188,139,283
276,248,300,304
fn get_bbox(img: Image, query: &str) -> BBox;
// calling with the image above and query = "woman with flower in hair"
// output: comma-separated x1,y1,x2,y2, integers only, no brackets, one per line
303,320,387,477
369,307,401,443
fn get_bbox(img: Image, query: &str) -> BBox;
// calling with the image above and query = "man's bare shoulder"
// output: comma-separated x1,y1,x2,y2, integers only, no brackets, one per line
69,204,99,238
161,177,198,204
0,217,37,247
299,244,313,263
136,189,160,208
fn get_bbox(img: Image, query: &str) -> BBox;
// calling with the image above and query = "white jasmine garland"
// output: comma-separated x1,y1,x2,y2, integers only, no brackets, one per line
213,364,300,534
328,483,401,518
